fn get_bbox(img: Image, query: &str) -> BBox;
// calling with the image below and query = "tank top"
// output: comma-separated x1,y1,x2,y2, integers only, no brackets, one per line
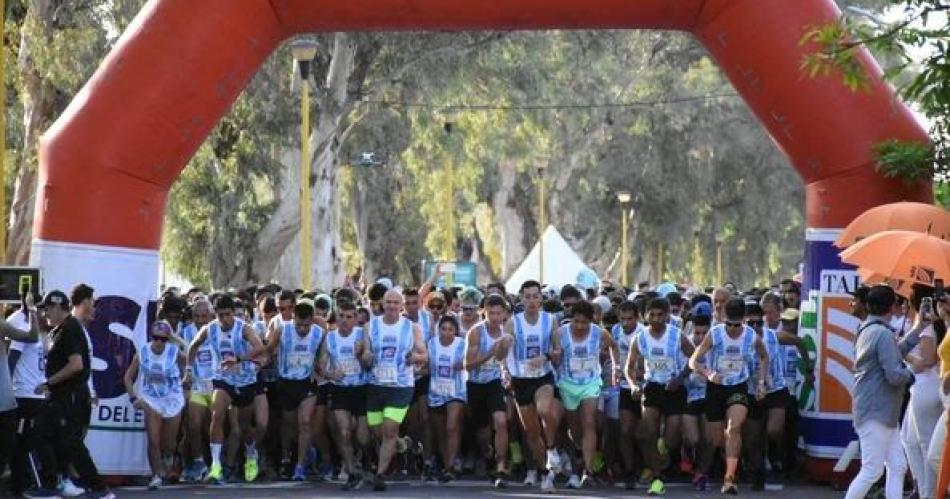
637,324,684,385
208,319,257,387
559,324,602,385
325,327,367,387
612,323,642,389
747,328,785,394
406,310,433,379
506,311,553,379
427,336,467,406
182,323,214,392
139,343,182,399
277,322,323,380
686,331,708,402
708,324,755,386
369,316,414,388
468,321,504,384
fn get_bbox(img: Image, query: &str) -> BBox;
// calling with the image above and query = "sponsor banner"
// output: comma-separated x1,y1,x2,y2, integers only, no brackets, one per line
800,229,860,459
31,239,156,475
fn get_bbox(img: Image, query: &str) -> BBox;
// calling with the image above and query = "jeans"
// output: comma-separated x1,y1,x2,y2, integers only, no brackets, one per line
845,419,907,499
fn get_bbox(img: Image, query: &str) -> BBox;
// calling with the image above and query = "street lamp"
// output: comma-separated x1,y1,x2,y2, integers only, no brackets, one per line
291,37,318,291
537,163,547,284
617,191,631,286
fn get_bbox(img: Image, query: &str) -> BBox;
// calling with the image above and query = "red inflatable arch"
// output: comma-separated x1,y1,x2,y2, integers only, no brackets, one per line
30,0,931,476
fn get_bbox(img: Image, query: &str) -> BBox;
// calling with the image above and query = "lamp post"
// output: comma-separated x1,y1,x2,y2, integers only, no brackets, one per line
291,38,318,291
716,235,725,286
537,163,547,284
617,191,631,286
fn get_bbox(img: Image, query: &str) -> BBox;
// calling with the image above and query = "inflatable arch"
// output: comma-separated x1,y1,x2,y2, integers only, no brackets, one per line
31,0,932,475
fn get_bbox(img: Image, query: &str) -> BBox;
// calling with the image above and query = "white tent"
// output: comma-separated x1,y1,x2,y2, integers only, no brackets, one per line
505,225,596,291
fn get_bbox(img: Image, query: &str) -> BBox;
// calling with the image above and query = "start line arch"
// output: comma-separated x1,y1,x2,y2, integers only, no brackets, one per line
32,0,932,477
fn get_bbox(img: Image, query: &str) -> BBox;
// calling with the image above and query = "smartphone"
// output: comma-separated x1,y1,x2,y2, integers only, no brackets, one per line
921,297,935,322
935,279,945,302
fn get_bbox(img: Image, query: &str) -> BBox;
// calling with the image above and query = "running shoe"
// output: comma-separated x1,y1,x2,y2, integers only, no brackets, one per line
765,470,785,491
580,471,595,488
58,478,85,497
492,472,508,489
372,475,387,492
524,469,538,486
566,474,581,489
280,459,293,479
721,475,738,495
545,449,562,475
205,463,224,484
318,463,335,482
192,459,209,482
343,473,363,490
540,471,555,493
647,477,665,496
692,473,708,491
438,470,456,484
422,461,436,482
147,476,162,490
293,465,307,481
245,456,260,482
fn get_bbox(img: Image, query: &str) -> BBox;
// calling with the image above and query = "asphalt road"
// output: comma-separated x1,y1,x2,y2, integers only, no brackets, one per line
109,479,847,498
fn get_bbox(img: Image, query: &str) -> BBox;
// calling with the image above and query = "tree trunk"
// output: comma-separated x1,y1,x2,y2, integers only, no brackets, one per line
6,0,55,264
492,158,529,278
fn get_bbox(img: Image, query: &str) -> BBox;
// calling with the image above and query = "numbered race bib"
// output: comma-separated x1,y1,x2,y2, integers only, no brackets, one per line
569,356,597,373
197,350,213,369
375,365,397,384
717,357,745,376
646,357,673,375
146,367,165,386
519,360,544,378
340,358,362,376
431,379,454,396
786,359,798,375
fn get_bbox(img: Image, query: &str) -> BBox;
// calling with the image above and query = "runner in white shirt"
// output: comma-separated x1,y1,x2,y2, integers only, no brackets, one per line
124,321,187,490
612,300,644,490
426,315,467,483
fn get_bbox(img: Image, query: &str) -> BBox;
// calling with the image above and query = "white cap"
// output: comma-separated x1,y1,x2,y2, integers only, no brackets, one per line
593,295,612,314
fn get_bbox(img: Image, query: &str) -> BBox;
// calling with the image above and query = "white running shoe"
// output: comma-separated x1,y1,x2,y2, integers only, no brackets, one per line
147,475,162,490
58,478,85,497
524,469,538,486
541,471,556,493
560,452,573,476
566,473,581,489
545,449,562,474
338,470,349,482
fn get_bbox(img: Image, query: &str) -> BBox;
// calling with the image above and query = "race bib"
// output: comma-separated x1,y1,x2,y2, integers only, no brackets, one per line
786,359,799,375
146,367,165,386
646,357,673,375
289,353,311,371
381,346,397,361
437,365,452,378
374,365,397,384
197,350,213,368
569,356,597,373
340,358,362,376
431,379,454,396
519,360,544,378
717,357,745,376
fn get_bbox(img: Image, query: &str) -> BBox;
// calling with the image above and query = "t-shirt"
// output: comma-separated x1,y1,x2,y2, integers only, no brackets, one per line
46,315,91,397
0,343,16,411
908,324,938,382
10,310,46,400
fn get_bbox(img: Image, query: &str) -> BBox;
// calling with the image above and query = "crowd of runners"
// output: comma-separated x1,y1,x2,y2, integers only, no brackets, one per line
2,272,944,497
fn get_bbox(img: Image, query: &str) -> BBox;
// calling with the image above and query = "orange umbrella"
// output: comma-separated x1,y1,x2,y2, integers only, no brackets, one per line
834,202,950,249
856,267,913,297
840,230,950,287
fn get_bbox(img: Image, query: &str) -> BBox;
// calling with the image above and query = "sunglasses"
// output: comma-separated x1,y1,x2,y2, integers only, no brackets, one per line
725,320,743,328
746,319,764,327
153,336,169,342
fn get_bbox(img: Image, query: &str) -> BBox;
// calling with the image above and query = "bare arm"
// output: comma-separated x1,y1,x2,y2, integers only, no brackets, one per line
0,313,39,343
549,322,563,366
123,355,140,399
688,333,714,378
241,324,266,361
464,325,494,370
624,336,641,388
264,324,282,356
410,323,428,366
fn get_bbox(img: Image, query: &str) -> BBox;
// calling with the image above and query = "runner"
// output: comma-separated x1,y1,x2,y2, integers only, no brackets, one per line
181,299,214,482
187,295,268,484
265,298,324,481
741,301,788,491
402,287,436,479
683,302,713,491
123,321,187,489
624,297,694,495
427,315,467,483
319,300,370,490
612,300,644,490
464,293,512,489
556,300,619,488
688,297,769,495
503,280,564,492
359,289,427,492
458,287,484,334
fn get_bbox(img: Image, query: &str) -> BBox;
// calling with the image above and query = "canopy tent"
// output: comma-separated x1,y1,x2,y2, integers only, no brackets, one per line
505,225,596,292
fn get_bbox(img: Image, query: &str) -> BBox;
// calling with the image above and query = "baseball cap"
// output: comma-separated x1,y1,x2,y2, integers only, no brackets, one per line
691,301,713,317
592,296,612,315
655,282,677,298
39,290,69,309
375,277,393,290
295,298,315,316
780,308,800,321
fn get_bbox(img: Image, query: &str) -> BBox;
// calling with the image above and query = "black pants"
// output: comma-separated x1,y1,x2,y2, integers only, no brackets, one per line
0,408,17,479
35,389,103,491
10,398,43,493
